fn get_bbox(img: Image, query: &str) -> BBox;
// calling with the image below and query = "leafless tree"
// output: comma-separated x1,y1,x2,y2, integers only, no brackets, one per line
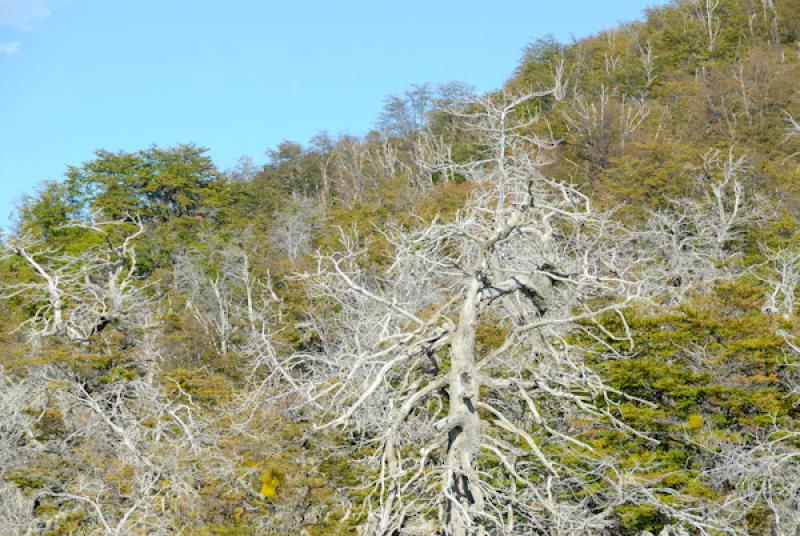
636,37,658,90
550,57,570,101
563,87,649,168
0,355,246,535
407,131,457,190
331,134,371,207
760,247,800,318
229,154,259,181
0,481,36,536
288,91,707,535
1,215,151,347
700,429,800,534
175,244,278,356
603,31,622,77
682,0,721,53
777,331,800,404
641,148,761,301
269,195,323,263
0,369,40,535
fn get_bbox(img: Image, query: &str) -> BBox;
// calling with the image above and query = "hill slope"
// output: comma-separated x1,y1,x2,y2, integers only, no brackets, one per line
3,1,800,534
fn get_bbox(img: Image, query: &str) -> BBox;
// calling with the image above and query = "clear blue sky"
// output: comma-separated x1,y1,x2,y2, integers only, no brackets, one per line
0,0,665,229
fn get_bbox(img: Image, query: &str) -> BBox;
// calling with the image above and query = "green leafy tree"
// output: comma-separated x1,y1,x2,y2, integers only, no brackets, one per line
66,144,221,222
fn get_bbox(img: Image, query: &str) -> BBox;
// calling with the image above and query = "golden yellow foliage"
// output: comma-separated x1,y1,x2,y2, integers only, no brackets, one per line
686,415,704,430
259,470,281,499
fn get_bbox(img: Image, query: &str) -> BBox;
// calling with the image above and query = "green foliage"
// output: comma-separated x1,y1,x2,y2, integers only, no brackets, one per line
163,368,233,403
15,180,79,239
65,144,221,222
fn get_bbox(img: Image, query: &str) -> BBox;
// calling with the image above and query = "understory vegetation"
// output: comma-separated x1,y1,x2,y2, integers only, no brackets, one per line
4,1,800,534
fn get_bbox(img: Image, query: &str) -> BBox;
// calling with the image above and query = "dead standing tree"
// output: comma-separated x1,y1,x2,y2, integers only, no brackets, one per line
1,215,150,348
293,91,674,535
641,148,761,303
1,218,248,534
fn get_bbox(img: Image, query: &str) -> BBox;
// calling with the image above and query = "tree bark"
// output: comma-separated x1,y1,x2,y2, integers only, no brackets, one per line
444,276,485,536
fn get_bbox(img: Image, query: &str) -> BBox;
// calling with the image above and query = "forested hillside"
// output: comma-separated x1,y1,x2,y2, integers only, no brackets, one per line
4,1,800,534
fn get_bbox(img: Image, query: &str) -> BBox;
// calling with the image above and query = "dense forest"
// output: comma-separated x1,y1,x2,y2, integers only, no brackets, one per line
4,1,800,534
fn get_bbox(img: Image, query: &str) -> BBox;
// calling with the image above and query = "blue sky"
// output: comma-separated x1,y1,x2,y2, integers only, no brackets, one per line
0,0,665,229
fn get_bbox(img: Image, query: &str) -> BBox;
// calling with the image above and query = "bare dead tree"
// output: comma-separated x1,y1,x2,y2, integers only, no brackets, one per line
0,221,264,532
174,252,235,357
175,244,279,356
634,34,658,90
0,480,36,536
760,247,800,319
777,331,800,405
603,31,622,77
641,148,761,301
563,87,649,168
269,195,323,263
373,134,401,182
330,134,371,207
700,429,800,534
409,131,457,190
287,91,709,536
229,154,259,181
310,132,336,208
49,470,167,536
0,369,40,535
550,56,570,101
682,0,721,53
692,149,754,252
2,355,245,535
618,95,650,152
1,215,151,347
